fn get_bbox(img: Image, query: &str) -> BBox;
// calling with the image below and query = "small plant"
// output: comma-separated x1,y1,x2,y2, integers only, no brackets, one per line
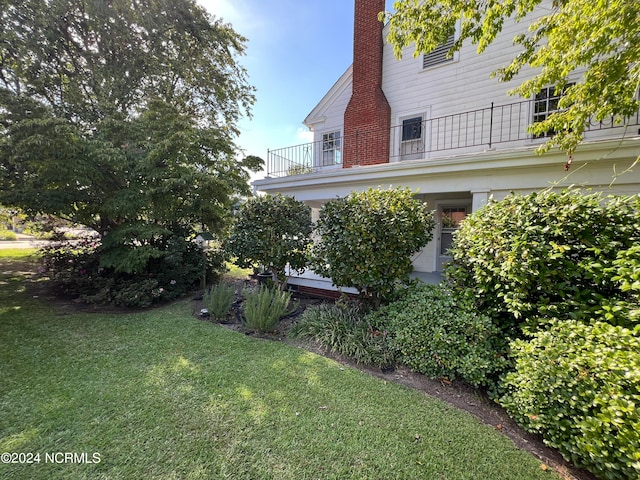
203,282,235,321
290,302,395,368
242,286,293,332
228,194,313,290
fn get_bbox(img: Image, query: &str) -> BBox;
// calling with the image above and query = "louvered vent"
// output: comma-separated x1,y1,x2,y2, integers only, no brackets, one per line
422,34,455,69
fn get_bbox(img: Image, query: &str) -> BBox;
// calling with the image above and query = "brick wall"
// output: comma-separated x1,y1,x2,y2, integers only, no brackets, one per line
343,0,391,168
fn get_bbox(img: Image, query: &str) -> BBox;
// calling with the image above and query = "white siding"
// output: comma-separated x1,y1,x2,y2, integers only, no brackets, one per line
381,15,531,119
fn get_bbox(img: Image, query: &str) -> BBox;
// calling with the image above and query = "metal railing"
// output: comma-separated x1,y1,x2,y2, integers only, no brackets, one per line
265,99,640,178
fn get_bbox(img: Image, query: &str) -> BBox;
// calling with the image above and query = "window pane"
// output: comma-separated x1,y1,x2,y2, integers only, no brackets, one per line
321,131,341,166
402,117,423,141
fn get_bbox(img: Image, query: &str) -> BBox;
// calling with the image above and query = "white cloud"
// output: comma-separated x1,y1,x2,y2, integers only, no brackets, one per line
296,127,314,144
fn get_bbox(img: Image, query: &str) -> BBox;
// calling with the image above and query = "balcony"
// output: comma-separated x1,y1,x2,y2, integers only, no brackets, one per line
265,99,640,178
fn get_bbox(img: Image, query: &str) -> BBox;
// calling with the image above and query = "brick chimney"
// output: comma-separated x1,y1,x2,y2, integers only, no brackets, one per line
343,0,391,168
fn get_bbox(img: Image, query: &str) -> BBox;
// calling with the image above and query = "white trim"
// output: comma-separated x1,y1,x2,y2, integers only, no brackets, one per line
255,137,640,193
434,199,471,272
392,109,431,162
286,268,359,295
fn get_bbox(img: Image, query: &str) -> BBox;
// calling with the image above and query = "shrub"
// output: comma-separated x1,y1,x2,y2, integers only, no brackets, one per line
447,190,640,331
0,230,17,241
312,187,435,307
366,283,508,387
499,320,640,480
242,286,293,332
289,302,395,368
39,229,226,308
228,194,313,290
203,282,236,321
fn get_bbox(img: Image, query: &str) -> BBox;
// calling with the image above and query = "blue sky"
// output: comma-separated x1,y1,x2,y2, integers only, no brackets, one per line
198,0,394,178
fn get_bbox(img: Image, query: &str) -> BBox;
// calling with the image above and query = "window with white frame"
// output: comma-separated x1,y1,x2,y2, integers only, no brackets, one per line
532,84,573,138
422,33,455,69
321,131,341,166
400,116,424,160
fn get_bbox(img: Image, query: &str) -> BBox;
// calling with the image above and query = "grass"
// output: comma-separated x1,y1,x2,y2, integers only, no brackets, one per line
224,262,253,280
0,256,559,480
0,248,39,259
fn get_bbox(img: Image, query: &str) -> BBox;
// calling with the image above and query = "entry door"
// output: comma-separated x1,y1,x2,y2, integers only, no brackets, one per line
437,206,468,271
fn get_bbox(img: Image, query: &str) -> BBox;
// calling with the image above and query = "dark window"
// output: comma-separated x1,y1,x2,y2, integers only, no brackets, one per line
400,116,424,160
402,117,423,141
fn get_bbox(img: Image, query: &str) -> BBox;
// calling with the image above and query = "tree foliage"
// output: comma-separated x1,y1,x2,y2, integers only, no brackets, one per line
382,0,640,155
0,0,262,275
312,187,435,307
227,194,313,289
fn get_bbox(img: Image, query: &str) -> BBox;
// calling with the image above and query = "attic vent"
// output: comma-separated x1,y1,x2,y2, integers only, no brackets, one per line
422,34,455,69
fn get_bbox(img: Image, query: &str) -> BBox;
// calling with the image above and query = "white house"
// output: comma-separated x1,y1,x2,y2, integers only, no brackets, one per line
253,0,640,296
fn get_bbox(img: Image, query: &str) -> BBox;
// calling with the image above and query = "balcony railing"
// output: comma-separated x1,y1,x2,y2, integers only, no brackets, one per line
265,99,640,178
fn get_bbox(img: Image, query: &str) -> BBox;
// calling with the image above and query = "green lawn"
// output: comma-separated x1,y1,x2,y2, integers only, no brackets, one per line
0,254,558,480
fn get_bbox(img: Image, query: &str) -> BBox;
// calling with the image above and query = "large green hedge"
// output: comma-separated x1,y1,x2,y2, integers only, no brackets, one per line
500,320,640,480
447,190,640,331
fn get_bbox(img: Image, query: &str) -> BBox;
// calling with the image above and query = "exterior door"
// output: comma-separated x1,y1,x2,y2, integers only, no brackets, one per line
437,206,467,271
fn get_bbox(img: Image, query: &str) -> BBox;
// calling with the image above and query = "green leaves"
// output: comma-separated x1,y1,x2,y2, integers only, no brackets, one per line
500,320,640,480
447,190,640,331
367,283,508,387
242,286,293,333
0,0,262,275
227,194,313,289
312,187,435,307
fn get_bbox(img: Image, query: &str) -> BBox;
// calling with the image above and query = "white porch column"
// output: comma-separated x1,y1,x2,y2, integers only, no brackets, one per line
471,189,490,212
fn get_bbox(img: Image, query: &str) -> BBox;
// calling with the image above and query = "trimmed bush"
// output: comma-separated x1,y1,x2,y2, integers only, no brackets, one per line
242,286,293,332
203,282,235,321
228,194,313,290
289,302,395,368
0,229,17,241
500,320,640,480
447,190,640,331
367,283,507,387
312,187,435,307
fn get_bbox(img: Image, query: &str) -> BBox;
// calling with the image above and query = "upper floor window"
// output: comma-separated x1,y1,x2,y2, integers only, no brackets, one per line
422,33,455,69
321,131,341,166
532,84,573,138
401,116,424,160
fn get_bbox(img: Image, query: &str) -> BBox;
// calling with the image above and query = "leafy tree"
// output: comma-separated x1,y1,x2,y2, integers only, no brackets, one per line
227,194,313,290
0,0,262,277
382,0,640,157
312,187,435,307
